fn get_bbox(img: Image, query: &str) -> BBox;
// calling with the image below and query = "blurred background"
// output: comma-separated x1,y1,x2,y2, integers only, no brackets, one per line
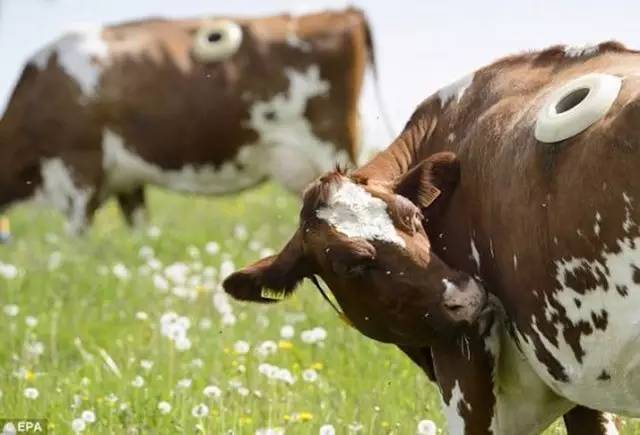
1,0,640,153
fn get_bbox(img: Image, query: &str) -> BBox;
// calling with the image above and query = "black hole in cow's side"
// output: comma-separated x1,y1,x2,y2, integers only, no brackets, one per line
207,32,223,43
556,88,590,113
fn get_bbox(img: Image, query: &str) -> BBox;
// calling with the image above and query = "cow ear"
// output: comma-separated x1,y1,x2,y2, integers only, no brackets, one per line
394,151,460,210
223,230,309,303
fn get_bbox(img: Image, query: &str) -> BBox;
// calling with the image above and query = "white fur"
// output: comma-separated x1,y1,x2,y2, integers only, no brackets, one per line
438,74,474,108
603,413,619,435
316,181,405,247
442,278,458,297
101,129,267,195
564,44,600,58
247,65,350,193
442,381,469,435
31,24,109,97
518,195,640,415
486,323,573,435
33,158,93,234
470,239,480,270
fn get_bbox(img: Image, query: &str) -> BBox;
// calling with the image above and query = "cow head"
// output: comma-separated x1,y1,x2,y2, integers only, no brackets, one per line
224,152,489,346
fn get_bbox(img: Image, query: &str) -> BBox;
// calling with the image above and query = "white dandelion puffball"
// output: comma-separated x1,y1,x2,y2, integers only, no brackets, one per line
24,387,39,399
417,419,437,435
203,385,222,399
302,369,318,383
191,403,209,418
81,410,96,423
233,340,250,354
158,401,172,414
280,325,294,339
131,376,145,388
319,424,336,435
71,418,86,433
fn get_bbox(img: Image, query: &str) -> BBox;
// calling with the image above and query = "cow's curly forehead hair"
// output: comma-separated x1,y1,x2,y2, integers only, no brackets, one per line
301,166,349,221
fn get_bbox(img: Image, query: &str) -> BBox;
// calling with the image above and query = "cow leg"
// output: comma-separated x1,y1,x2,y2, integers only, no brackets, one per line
116,187,147,228
430,334,496,435
563,406,619,435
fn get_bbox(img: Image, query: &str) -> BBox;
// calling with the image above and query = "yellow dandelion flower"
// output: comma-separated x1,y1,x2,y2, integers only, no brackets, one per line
283,415,291,422
311,362,324,370
299,412,313,422
278,340,293,350
24,370,36,382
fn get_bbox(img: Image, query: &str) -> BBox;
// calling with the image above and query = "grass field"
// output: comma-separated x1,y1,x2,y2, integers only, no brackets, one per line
0,184,637,434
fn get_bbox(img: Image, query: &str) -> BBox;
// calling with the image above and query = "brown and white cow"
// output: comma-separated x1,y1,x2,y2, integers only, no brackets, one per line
0,8,377,234
224,41,640,434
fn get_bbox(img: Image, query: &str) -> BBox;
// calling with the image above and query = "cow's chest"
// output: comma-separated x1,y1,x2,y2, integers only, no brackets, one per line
517,235,640,415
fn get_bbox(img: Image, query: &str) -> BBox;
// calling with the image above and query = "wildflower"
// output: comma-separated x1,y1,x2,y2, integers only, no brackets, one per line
164,262,190,285
221,313,237,326
140,360,153,371
256,428,284,435
135,311,148,321
175,336,192,352
80,377,90,387
152,274,169,291
300,327,327,344
191,358,204,368
256,340,277,357
319,424,336,435
233,340,250,354
348,422,363,433
25,316,38,328
237,387,249,397
187,245,200,258
191,404,209,418
203,385,222,399
292,412,313,422
302,369,318,383
199,318,212,330
71,418,86,433
131,376,144,388
23,370,35,382
24,387,39,399
158,401,172,414
138,246,154,260
147,226,161,239
106,393,118,404
280,325,294,339
25,341,45,357
234,224,248,240
311,362,324,370
3,304,18,317
81,410,96,423
112,263,130,280
177,378,192,389
205,241,220,255
417,419,437,435
0,262,18,279
278,340,293,350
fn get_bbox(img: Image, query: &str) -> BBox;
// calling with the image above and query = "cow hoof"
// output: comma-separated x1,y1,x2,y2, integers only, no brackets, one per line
534,73,621,143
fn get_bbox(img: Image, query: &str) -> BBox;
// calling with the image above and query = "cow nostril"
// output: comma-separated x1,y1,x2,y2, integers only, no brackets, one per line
207,32,223,43
445,303,464,312
555,87,589,113
264,110,277,121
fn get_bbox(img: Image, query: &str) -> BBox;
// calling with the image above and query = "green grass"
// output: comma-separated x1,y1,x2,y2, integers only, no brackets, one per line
0,184,637,434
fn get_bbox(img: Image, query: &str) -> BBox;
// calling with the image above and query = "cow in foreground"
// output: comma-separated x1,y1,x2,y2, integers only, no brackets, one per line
224,42,640,434
0,8,377,234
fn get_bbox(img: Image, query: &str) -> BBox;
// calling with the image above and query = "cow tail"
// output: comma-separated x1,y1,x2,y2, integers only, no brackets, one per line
362,13,396,140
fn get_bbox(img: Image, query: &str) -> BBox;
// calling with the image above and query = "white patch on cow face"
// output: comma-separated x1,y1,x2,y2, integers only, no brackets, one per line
438,73,474,108
517,194,640,415
316,181,405,248
442,381,469,435
101,129,267,196
563,43,599,58
33,158,93,235
31,24,109,98
247,65,350,193
603,413,619,435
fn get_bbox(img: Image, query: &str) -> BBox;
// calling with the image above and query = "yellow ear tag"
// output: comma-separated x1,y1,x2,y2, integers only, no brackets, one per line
420,185,442,208
261,288,286,301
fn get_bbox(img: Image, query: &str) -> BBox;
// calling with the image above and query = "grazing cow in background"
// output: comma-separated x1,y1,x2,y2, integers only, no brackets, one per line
0,8,382,234
224,41,640,434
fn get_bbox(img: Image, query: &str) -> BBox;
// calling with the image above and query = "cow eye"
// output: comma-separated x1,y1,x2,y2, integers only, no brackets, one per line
192,20,242,63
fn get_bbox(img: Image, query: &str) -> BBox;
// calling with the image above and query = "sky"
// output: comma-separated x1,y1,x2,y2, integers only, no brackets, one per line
1,0,639,151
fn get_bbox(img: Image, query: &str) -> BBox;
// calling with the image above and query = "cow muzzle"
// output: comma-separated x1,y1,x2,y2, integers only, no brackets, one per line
441,277,488,327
